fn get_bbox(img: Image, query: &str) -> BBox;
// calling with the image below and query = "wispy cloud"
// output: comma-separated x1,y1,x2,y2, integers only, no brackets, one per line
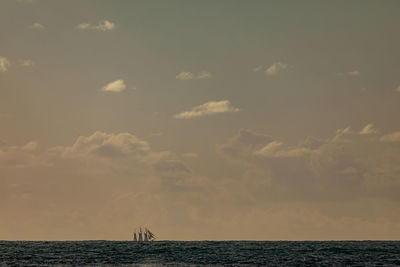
176,72,194,80
182,152,198,158
347,70,360,76
197,71,212,79
359,123,378,135
337,70,361,77
0,57,10,72
174,100,240,119
20,59,35,67
176,71,212,80
380,131,400,142
219,127,400,205
253,65,263,72
77,20,115,31
61,131,151,159
101,79,126,92
29,23,44,31
265,62,288,76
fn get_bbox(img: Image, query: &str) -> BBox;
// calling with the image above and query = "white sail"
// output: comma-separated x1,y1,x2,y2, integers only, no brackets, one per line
133,227,155,241
138,228,143,241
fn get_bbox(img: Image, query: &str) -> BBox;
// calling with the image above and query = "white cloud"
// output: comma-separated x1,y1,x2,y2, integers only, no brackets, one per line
176,72,194,80
20,59,35,67
197,71,212,79
77,20,115,31
0,57,10,72
347,70,360,76
253,65,263,72
176,71,212,80
254,141,283,157
61,131,151,160
95,20,115,31
174,100,240,119
380,131,400,142
23,141,38,151
265,62,288,76
29,23,44,30
333,127,353,140
101,79,126,92
77,23,91,30
2,128,400,240
255,141,311,158
360,123,378,135
218,129,275,160
219,127,400,203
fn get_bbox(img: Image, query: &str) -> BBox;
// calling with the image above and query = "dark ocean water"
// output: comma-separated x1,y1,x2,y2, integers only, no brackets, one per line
0,241,399,266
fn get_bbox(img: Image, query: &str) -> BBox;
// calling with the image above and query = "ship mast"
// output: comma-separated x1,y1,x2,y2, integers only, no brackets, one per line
133,227,156,241
138,227,143,241
133,229,137,241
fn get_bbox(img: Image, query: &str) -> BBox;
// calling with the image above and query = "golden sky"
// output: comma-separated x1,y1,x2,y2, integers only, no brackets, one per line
1,0,400,240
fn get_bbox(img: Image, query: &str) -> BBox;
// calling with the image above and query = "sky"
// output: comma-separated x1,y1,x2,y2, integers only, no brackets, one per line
1,0,400,241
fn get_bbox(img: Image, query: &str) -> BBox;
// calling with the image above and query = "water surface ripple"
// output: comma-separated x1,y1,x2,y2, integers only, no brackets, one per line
0,241,399,266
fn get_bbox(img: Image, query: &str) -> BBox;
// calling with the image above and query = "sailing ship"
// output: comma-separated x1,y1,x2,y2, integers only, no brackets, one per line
133,227,156,242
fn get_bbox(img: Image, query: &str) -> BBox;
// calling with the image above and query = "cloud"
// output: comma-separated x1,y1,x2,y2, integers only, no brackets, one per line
61,131,151,160
77,20,115,31
29,23,44,30
253,65,263,72
265,62,288,76
20,60,35,67
220,129,311,160
0,141,43,168
219,127,400,202
0,57,10,72
101,79,126,92
1,129,400,240
95,20,115,31
149,132,163,138
217,129,274,160
254,141,311,158
380,132,400,142
153,160,191,174
182,152,198,158
176,71,212,80
347,70,360,76
360,123,378,135
332,127,353,141
196,71,212,79
254,141,283,157
337,70,361,77
174,100,240,119
23,141,38,151
176,72,194,80
77,23,90,30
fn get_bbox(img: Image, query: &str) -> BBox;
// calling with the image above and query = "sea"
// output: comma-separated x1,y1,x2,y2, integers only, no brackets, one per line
0,241,399,266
